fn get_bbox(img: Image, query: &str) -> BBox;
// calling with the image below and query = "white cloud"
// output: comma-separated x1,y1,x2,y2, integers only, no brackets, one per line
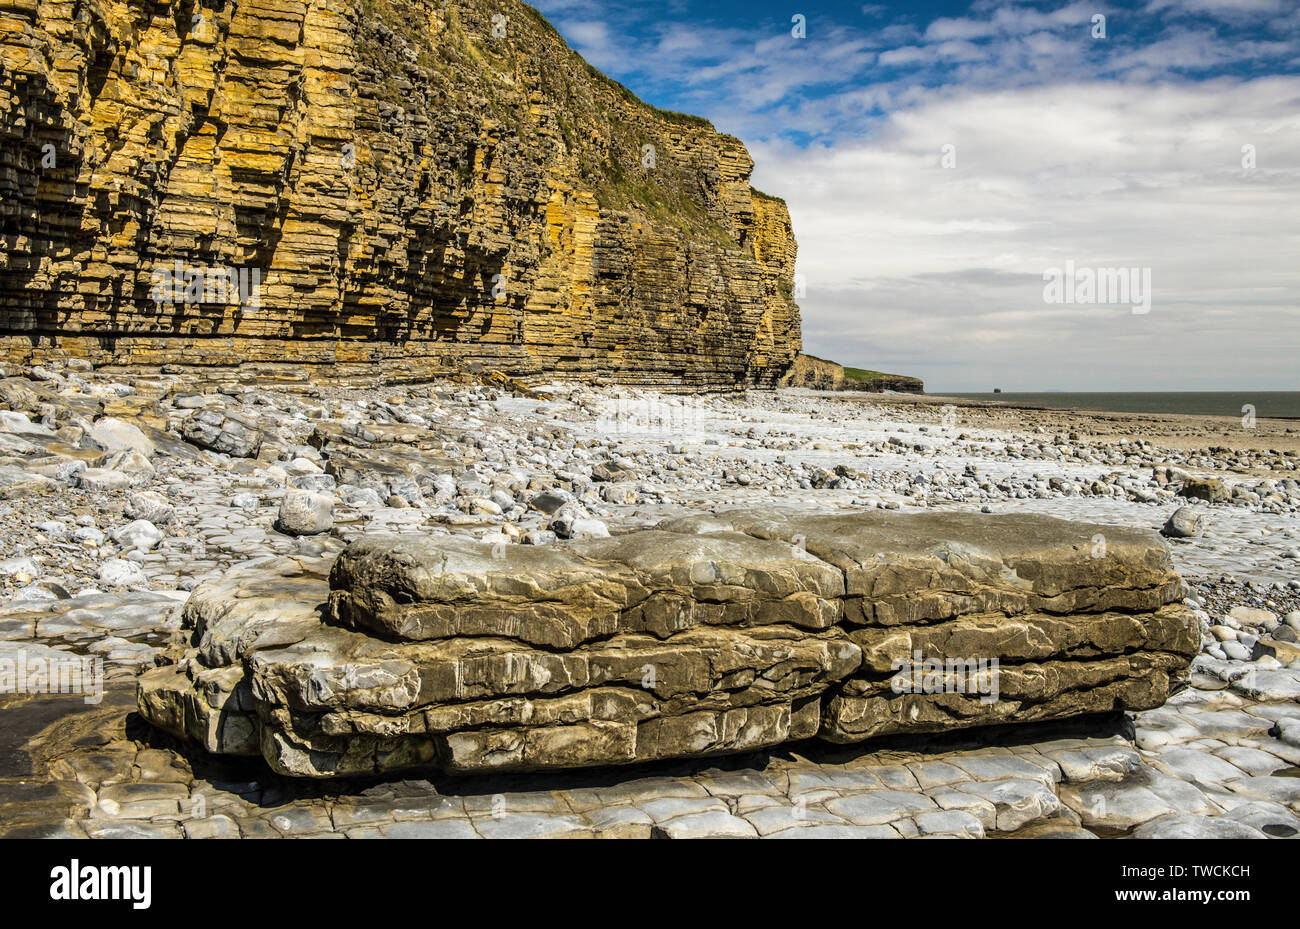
527,0,1300,390
751,78,1300,390
557,20,619,68
1145,0,1287,17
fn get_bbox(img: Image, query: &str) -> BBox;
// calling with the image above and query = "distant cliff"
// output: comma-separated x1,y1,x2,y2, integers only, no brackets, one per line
780,354,924,393
0,0,800,388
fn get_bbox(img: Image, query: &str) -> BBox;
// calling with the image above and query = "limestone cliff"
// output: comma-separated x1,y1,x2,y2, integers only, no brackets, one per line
779,353,846,391
780,354,924,393
0,0,801,388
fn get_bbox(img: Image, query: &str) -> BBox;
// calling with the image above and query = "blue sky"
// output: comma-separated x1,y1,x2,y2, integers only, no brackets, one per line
529,0,1300,391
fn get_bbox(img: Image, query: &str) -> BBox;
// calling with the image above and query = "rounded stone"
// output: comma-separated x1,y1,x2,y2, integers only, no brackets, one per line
111,519,164,551
1161,506,1202,539
1221,641,1251,661
277,490,335,535
97,559,147,587
125,491,175,525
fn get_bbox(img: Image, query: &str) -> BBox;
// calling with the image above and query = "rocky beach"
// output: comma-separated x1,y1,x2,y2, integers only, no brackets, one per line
1,0,1296,857
1,362,1297,839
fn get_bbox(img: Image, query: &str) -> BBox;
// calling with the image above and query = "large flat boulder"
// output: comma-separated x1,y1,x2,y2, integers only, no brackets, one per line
138,509,1198,778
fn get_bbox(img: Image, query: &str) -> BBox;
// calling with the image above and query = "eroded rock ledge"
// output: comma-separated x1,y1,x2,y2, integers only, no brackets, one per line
137,509,1199,777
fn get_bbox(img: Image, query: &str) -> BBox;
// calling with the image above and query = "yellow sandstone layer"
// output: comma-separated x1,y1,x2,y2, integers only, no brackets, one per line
0,0,801,388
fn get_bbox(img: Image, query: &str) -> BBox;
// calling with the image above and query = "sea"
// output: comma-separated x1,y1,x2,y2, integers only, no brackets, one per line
935,392,1300,419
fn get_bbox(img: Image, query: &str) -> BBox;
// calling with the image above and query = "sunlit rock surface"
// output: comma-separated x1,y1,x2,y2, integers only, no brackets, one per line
138,509,1198,777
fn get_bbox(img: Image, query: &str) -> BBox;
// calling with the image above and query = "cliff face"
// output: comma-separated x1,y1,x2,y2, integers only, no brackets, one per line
778,354,846,391
0,0,800,388
779,354,924,393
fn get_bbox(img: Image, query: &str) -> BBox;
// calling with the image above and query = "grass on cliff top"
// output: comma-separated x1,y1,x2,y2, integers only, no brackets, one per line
801,354,918,383
356,0,715,129
518,2,713,129
750,187,787,205
843,366,921,383
355,0,734,244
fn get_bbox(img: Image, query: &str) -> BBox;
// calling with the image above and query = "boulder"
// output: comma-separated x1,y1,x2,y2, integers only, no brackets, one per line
599,482,640,505
0,379,39,412
99,448,155,483
528,491,572,515
547,504,607,539
1161,506,1202,539
0,556,39,580
567,518,611,539
125,491,176,525
89,417,155,457
1179,478,1229,503
111,519,164,552
0,410,54,436
98,559,147,587
77,469,134,492
0,466,58,498
591,461,634,482
277,490,335,536
1227,606,1276,628
291,474,337,495
138,509,1198,778
181,409,264,457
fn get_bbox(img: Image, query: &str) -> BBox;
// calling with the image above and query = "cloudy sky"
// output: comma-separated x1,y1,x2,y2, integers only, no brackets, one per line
529,0,1300,391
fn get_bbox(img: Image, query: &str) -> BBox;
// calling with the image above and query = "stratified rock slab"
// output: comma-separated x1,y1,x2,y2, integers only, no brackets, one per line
326,530,846,648
657,511,1195,742
138,510,1198,777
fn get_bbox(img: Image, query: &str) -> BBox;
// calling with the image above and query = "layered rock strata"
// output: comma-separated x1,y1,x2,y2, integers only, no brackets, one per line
778,355,925,393
137,509,1199,777
0,0,799,388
